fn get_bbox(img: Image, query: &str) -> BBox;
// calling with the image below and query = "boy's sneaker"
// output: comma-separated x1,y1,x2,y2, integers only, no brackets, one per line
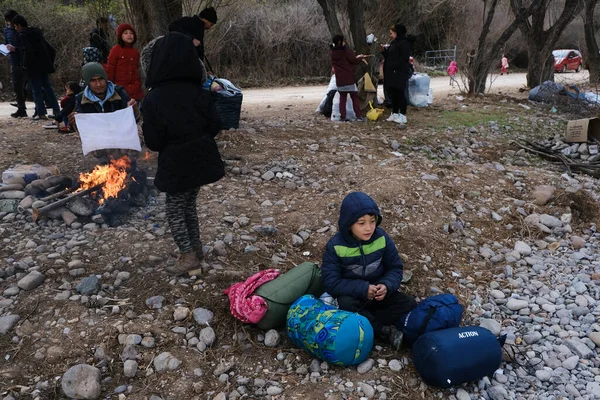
386,113,397,122
43,121,58,129
381,326,403,350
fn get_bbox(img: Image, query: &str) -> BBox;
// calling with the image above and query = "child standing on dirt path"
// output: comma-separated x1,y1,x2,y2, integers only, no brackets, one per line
500,54,509,75
330,34,365,122
447,60,458,86
321,191,417,349
104,23,144,101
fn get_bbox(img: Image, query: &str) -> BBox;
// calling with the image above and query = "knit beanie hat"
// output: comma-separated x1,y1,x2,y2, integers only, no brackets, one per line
117,23,137,45
199,7,217,24
82,62,107,85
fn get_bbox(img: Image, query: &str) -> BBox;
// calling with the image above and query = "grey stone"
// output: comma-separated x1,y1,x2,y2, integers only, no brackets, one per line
145,296,165,309
359,382,375,398
17,271,45,290
456,388,471,400
479,318,502,336
514,241,532,256
357,358,374,374
388,359,402,372
264,329,281,347
266,386,283,396
261,171,275,181
199,327,216,346
565,339,594,359
61,364,101,400
562,355,579,370
506,298,529,311
173,307,190,322
67,197,98,217
532,185,555,206
589,332,600,347
153,352,181,373
524,331,542,344
539,214,562,228
0,315,20,335
487,385,508,400
193,308,214,325
535,369,552,382
586,382,600,399
76,276,100,295
123,360,138,378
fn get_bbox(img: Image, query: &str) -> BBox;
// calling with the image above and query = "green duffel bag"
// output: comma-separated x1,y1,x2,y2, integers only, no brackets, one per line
255,262,324,330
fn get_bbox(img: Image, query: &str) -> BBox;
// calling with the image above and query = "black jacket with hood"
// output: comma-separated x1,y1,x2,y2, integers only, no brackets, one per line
142,32,224,194
15,27,55,78
382,24,414,89
168,16,206,61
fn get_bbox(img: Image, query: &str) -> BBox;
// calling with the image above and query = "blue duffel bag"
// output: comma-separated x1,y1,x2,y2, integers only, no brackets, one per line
397,293,463,346
413,326,504,388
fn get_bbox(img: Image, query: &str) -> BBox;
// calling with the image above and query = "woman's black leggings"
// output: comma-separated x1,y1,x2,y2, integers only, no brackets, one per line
388,80,408,115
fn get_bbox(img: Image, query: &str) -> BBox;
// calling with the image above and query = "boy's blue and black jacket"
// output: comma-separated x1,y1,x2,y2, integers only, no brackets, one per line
321,192,404,300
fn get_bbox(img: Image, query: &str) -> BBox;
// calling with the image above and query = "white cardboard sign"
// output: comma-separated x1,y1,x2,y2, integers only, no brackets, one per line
75,106,141,155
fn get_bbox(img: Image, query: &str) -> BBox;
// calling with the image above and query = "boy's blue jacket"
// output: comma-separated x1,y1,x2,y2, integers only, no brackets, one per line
321,192,404,300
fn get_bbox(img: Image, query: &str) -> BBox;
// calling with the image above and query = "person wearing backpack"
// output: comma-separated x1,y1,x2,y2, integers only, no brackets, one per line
11,15,60,121
321,192,417,349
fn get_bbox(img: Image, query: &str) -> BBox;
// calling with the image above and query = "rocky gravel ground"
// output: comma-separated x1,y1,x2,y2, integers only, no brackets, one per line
1,95,600,400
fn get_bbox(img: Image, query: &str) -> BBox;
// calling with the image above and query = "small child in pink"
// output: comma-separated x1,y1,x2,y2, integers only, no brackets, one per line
447,60,458,86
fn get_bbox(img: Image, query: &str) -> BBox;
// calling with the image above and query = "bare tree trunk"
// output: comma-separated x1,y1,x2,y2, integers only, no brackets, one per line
511,0,584,88
316,0,343,38
468,0,531,94
347,0,368,54
124,0,183,46
584,0,600,83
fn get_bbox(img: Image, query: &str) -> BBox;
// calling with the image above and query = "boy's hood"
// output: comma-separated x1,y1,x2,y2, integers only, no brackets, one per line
338,192,382,242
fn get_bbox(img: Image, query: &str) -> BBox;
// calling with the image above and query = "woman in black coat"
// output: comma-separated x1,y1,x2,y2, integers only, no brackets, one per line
382,23,413,124
142,32,224,275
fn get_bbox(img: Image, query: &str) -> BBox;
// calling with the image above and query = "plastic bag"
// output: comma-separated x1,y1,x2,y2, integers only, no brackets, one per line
366,101,384,121
408,73,431,107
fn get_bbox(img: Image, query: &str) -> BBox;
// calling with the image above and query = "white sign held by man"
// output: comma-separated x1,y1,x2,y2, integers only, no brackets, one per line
75,106,141,155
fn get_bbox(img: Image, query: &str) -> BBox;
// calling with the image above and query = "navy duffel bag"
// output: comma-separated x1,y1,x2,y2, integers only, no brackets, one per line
412,326,504,388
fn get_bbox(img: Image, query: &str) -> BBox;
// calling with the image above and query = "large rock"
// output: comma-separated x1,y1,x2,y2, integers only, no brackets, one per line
67,197,98,217
565,339,594,359
264,329,281,347
76,276,100,295
192,308,214,325
514,241,532,256
506,298,529,311
199,327,216,347
539,214,562,228
17,271,45,291
588,332,600,347
0,314,20,334
479,318,502,336
61,364,101,399
532,185,555,205
153,352,181,373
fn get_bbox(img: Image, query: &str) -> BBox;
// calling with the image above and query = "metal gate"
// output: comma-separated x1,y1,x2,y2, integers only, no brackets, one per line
425,45,457,68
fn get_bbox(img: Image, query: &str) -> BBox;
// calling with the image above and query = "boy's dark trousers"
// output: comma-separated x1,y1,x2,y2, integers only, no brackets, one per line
337,291,417,336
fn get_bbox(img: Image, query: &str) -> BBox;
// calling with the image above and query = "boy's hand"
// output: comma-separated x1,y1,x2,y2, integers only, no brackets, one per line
374,284,387,301
367,285,378,300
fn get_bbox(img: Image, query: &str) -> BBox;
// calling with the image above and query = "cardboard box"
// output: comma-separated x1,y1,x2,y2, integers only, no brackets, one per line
566,118,600,143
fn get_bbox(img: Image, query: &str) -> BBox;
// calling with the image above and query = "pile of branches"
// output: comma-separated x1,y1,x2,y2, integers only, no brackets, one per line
513,137,600,178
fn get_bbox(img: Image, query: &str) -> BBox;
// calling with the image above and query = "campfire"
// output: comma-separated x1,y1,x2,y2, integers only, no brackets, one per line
31,156,148,226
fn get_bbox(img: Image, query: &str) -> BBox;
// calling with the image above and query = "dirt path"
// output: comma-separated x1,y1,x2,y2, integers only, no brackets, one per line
0,70,590,118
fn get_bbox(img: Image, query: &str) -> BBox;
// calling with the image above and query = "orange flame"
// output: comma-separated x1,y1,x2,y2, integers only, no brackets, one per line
78,156,131,204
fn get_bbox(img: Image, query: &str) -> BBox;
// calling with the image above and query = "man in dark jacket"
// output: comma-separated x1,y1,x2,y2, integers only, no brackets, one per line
381,23,414,124
11,15,61,121
4,9,27,118
142,32,223,275
168,7,217,62
69,62,140,161
322,191,416,348
89,16,110,62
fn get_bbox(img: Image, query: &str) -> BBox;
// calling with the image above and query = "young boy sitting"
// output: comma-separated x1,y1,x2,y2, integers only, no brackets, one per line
322,191,416,349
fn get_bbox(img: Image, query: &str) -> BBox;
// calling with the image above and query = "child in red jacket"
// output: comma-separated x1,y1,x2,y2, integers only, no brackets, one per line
104,23,144,101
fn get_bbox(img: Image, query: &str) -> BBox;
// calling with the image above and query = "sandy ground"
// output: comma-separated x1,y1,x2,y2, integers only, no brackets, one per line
0,70,590,118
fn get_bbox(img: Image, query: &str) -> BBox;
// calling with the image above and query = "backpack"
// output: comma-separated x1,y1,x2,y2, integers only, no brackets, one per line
413,326,504,388
397,293,463,346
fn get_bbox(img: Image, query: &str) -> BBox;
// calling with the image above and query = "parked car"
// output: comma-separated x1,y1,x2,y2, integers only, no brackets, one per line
553,49,583,73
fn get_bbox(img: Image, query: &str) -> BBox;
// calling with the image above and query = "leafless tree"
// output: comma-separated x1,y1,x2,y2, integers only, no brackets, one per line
511,0,584,88
123,0,182,45
583,0,600,83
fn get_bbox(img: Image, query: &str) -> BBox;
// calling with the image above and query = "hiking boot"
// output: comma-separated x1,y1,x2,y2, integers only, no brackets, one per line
165,252,201,276
381,326,404,350
193,244,205,262
11,109,27,118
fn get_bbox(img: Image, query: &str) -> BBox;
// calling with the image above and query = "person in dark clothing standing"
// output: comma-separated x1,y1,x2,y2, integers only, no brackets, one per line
89,17,110,63
381,23,413,125
168,7,217,62
141,32,224,276
4,9,27,118
11,15,61,121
